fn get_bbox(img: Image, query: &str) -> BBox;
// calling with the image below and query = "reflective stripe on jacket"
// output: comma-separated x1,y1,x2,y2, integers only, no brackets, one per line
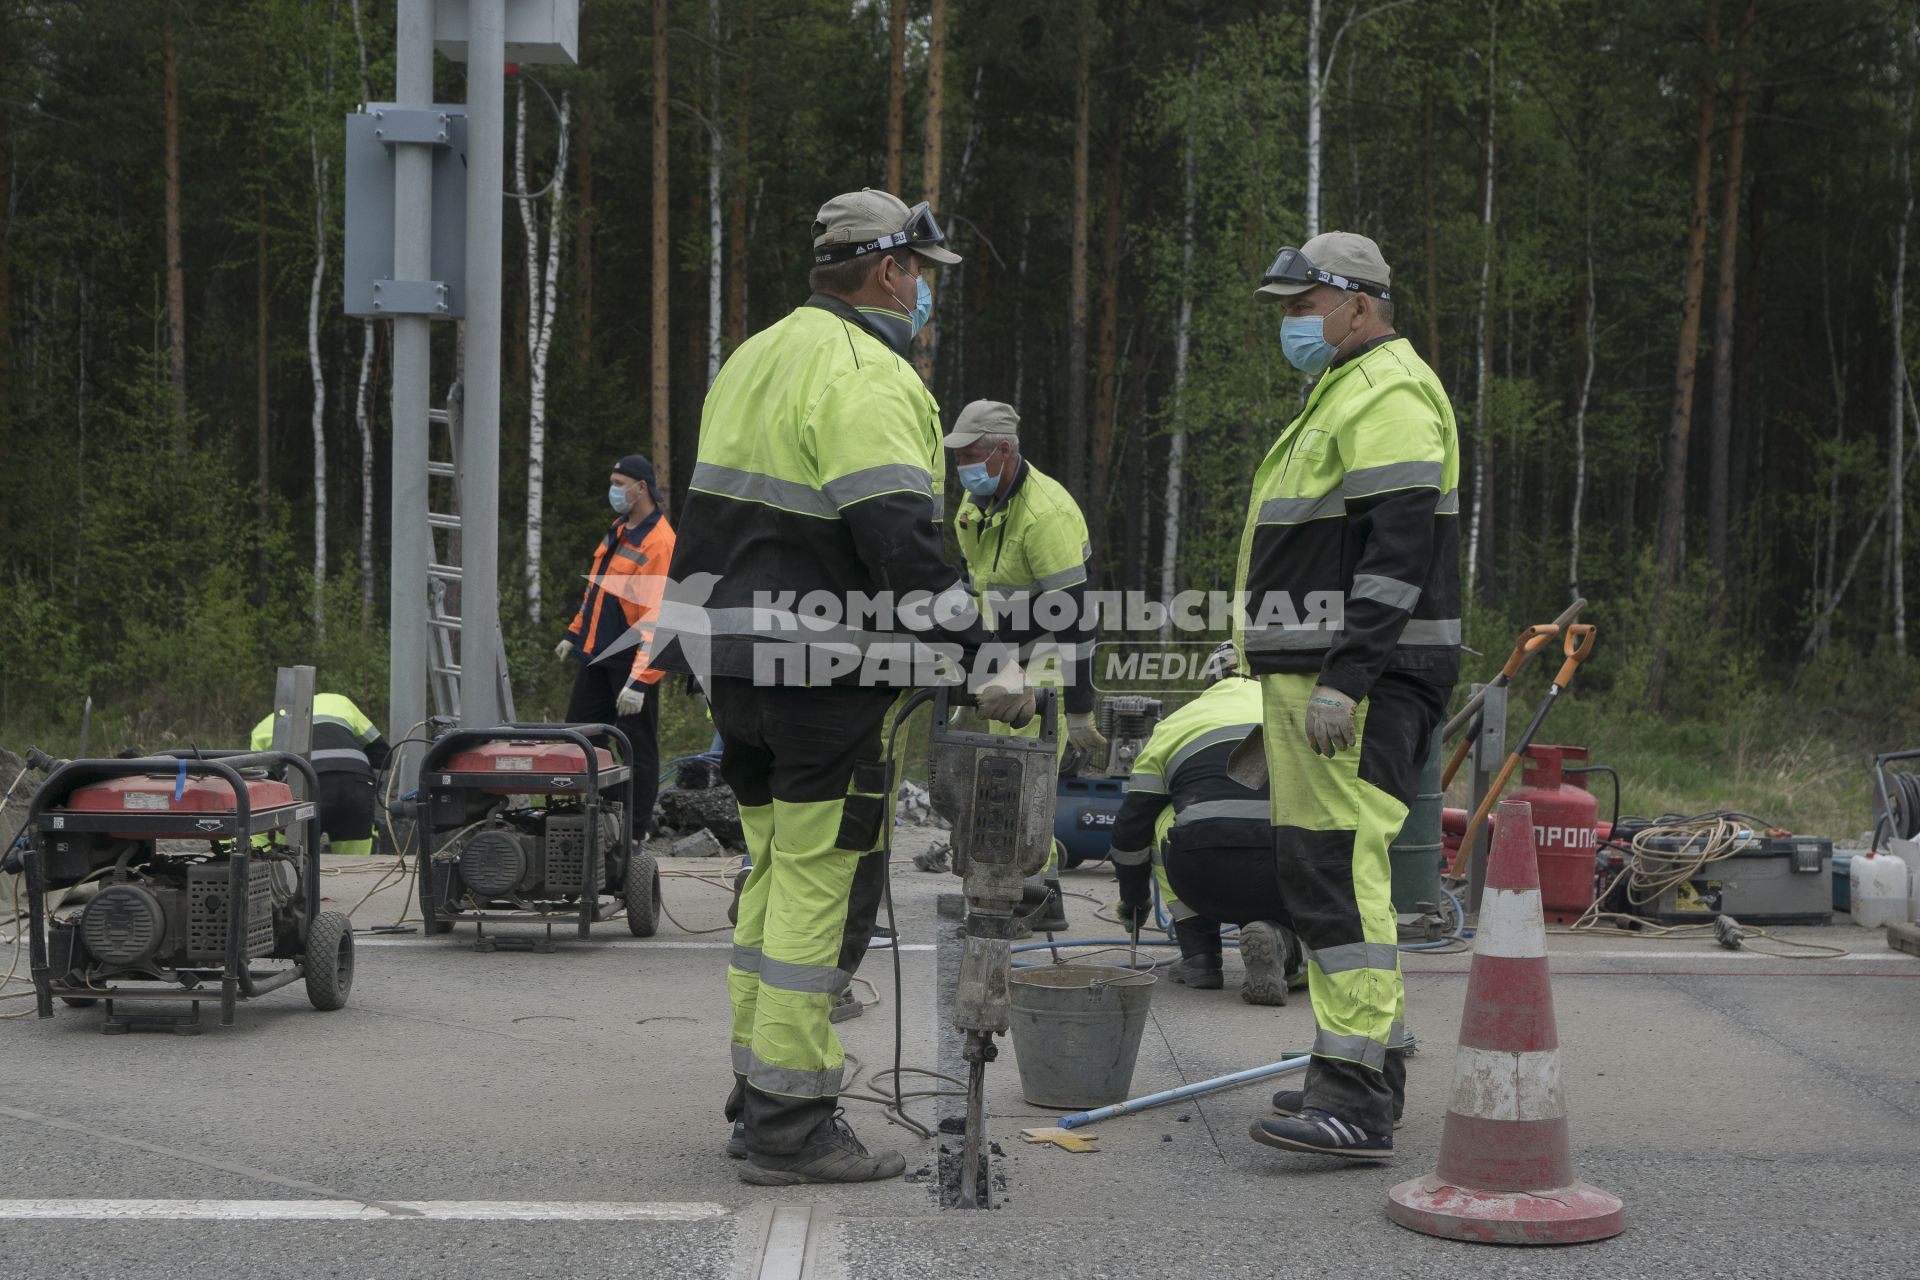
954,460,1097,715
567,511,677,686
656,294,991,685
250,692,387,776
1109,678,1268,905
1232,336,1461,699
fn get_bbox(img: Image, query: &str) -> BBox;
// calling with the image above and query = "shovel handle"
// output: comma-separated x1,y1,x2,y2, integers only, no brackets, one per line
1551,624,1597,686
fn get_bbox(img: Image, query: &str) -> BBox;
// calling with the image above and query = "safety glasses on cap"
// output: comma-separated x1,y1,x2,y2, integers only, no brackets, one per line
814,201,949,264
1261,246,1391,300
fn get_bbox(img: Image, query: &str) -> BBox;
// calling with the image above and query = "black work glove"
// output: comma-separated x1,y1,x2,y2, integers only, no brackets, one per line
1115,899,1153,932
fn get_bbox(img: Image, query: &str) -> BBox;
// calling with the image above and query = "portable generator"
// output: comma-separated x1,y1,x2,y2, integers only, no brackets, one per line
1054,695,1165,869
15,749,353,1033
416,724,659,950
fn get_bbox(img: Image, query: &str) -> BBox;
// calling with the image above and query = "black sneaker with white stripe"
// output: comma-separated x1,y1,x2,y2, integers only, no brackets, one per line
1249,1108,1393,1159
1271,1088,1404,1129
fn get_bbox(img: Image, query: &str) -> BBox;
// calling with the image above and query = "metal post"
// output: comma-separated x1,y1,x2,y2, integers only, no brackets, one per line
1466,682,1506,915
389,0,434,788
459,0,505,727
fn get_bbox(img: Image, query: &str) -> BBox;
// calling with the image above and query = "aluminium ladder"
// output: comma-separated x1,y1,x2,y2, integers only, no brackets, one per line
426,381,517,724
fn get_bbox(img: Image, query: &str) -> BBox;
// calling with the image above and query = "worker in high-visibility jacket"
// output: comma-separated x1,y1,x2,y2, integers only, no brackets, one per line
1235,231,1459,1161
947,399,1105,933
656,188,1032,1186
556,454,675,840
1108,642,1305,1005
249,693,390,856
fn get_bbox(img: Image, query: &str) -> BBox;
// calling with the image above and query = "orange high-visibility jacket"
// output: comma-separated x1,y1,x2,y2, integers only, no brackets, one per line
566,513,676,686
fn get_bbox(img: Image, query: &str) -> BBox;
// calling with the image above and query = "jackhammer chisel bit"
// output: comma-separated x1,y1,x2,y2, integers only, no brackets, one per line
928,683,1059,1210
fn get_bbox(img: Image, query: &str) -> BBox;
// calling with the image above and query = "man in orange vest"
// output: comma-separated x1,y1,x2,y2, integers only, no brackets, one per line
557,454,675,839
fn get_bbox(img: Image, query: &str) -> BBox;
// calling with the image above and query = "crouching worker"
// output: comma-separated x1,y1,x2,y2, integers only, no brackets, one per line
1109,642,1305,1004
250,692,390,855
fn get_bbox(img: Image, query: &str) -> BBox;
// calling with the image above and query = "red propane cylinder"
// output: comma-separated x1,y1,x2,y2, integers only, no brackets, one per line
1508,744,1600,922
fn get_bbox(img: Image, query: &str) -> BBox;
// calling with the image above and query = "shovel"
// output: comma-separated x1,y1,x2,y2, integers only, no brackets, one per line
1439,621,1564,790
1447,623,1598,876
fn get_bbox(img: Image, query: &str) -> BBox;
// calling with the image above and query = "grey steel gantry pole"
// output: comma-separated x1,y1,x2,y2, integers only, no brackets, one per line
459,0,505,728
389,0,434,787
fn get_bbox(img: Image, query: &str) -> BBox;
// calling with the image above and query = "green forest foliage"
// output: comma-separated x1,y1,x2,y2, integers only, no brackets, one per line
2,0,1918,829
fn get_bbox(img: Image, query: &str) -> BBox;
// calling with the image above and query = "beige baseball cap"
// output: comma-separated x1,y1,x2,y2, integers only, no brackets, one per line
812,188,962,266
1255,230,1392,302
942,400,1019,448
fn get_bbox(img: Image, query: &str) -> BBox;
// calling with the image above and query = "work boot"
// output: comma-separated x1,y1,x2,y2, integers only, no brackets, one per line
1271,1088,1405,1129
1237,920,1299,1006
1167,954,1224,989
1249,1109,1392,1160
725,1121,748,1159
738,1111,906,1185
829,989,863,1023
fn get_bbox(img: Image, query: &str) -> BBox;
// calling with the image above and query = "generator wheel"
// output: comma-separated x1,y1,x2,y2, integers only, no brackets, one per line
59,996,98,1008
625,849,661,938
305,910,355,1011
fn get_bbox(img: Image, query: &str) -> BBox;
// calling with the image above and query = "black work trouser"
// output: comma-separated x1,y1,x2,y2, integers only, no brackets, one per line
1164,843,1286,962
1263,670,1446,1134
709,678,899,1154
566,659,662,840
316,770,377,853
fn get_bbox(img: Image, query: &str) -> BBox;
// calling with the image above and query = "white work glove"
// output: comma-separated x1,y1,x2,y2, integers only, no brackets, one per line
1066,711,1108,757
1303,685,1357,758
616,683,648,716
975,662,1036,729
555,638,574,660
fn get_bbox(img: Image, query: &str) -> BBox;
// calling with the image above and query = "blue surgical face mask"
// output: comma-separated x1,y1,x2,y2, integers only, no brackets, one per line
1279,296,1355,375
957,446,1004,498
609,483,633,515
911,275,933,337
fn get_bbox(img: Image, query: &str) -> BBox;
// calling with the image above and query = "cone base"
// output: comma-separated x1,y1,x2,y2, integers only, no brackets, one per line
1387,1173,1624,1246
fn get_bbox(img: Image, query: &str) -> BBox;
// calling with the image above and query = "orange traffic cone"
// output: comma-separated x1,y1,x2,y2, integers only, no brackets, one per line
1387,797,1624,1245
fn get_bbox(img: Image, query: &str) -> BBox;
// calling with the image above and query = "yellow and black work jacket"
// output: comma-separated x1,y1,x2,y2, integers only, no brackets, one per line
954,460,1096,715
250,693,389,777
658,294,991,686
1108,678,1268,904
566,510,676,688
1233,335,1461,700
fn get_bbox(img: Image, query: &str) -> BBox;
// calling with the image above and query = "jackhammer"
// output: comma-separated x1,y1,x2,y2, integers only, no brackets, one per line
927,684,1059,1210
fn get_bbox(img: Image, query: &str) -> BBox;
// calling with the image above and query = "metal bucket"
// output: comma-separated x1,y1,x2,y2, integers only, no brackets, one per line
1007,963,1157,1109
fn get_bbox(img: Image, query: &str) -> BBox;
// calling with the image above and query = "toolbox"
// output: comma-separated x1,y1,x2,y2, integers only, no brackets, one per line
1608,830,1834,926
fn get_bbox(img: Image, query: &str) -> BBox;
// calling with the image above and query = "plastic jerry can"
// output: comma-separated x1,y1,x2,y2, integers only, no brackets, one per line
1849,850,1909,928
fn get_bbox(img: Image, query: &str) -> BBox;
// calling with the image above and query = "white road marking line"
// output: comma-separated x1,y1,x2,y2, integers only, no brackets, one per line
352,938,934,952
0,1199,729,1222
755,1204,817,1280
1407,949,1916,963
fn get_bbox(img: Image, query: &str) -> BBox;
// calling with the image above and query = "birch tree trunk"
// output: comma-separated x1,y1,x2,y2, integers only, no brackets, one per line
651,0,672,491
1159,114,1196,640
351,0,376,620
1305,0,1322,239
1569,12,1597,602
1654,0,1722,587
1420,52,1440,367
307,125,329,634
254,37,271,606
1466,0,1498,599
519,84,572,624
162,4,188,429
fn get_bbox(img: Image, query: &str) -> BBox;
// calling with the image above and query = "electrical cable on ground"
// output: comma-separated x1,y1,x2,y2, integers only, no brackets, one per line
1556,813,1850,959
